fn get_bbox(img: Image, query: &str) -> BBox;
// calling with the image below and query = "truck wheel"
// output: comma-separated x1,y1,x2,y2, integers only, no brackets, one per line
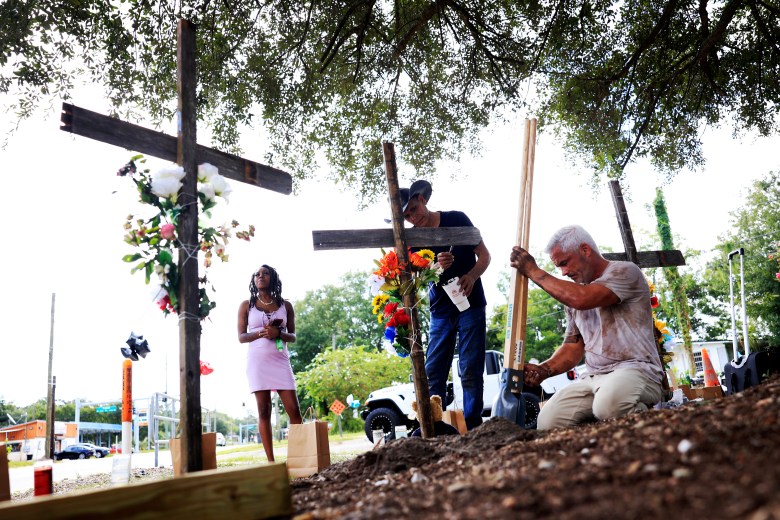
363,407,401,442
522,392,541,429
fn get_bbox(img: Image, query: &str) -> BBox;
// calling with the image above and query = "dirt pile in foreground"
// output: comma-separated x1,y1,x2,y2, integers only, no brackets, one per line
292,377,780,519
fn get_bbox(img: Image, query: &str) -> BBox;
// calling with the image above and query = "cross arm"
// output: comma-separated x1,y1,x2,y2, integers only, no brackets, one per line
312,227,482,251
603,250,685,268
60,103,292,195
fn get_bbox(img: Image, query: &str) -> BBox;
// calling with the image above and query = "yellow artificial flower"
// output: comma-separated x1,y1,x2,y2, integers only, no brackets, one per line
417,249,435,263
372,293,390,314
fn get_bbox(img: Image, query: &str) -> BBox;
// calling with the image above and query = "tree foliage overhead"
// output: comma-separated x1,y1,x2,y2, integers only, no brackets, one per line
3,0,778,198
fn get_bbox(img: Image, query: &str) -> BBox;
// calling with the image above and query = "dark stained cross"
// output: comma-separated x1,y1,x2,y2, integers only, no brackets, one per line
59,19,292,473
604,180,685,268
312,143,482,439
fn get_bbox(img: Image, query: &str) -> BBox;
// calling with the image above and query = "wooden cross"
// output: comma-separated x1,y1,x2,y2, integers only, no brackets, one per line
59,19,292,473
603,180,685,268
312,143,482,439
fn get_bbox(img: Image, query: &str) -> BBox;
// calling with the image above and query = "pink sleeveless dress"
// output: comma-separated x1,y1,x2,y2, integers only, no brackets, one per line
246,303,296,392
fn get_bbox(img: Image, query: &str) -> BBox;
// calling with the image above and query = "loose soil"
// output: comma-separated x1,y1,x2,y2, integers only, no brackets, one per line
292,376,780,519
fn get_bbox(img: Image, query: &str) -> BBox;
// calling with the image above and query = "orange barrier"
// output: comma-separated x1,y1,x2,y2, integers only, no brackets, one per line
702,348,719,387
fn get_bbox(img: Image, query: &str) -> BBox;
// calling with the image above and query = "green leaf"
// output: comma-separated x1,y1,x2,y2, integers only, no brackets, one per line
122,253,142,263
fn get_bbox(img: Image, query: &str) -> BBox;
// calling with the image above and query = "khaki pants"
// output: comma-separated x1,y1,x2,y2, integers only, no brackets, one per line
538,368,664,430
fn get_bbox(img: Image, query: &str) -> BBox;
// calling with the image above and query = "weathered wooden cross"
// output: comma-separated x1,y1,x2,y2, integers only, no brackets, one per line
603,180,685,268
312,142,481,439
59,19,292,473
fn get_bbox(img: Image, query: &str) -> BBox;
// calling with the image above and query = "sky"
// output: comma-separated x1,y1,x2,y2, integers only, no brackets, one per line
1,88,778,420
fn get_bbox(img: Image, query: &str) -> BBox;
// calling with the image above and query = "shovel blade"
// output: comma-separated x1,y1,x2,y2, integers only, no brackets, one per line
491,368,527,427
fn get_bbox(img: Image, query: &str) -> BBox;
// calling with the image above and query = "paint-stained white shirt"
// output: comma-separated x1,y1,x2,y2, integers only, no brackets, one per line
564,261,663,384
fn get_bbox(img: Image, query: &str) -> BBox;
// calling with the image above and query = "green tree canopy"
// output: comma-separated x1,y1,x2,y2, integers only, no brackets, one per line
702,170,780,348
4,1,777,197
296,345,411,410
292,270,386,373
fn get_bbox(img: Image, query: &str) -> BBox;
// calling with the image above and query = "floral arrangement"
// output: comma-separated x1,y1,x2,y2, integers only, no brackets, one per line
770,242,780,282
369,248,443,357
647,278,674,370
118,156,254,319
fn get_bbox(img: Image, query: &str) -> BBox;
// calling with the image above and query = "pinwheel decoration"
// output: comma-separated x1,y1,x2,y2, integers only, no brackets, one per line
121,332,151,361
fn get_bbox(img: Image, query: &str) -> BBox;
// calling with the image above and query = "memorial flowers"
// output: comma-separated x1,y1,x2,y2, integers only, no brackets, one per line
370,248,443,357
119,155,254,319
647,278,674,370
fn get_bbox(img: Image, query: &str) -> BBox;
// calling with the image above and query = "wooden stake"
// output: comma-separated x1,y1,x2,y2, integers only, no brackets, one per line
382,142,434,439
176,18,202,474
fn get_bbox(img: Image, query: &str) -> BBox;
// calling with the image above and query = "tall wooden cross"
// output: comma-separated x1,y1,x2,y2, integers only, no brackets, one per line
59,20,292,473
603,180,685,268
312,143,481,439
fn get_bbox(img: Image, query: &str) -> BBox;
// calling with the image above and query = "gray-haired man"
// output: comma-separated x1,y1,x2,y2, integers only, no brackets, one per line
509,225,663,430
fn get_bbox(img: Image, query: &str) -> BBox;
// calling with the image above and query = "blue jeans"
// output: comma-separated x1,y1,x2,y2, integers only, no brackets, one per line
425,305,486,430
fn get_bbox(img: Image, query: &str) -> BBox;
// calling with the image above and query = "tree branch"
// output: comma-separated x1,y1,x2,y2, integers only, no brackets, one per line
604,0,679,83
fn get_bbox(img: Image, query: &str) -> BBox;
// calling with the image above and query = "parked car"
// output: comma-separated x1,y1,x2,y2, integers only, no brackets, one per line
215,432,226,446
74,442,110,458
54,445,94,460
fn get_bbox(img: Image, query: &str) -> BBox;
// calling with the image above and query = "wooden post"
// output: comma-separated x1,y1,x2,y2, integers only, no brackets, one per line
382,142,434,439
608,180,638,264
176,18,202,473
45,293,55,460
0,443,9,502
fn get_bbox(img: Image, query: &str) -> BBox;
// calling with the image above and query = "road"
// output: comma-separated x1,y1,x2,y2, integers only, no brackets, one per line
8,435,373,494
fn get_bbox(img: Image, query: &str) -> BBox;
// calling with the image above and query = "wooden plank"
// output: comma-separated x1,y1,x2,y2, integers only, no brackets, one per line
60,103,292,195
312,227,482,251
0,463,292,519
603,249,686,268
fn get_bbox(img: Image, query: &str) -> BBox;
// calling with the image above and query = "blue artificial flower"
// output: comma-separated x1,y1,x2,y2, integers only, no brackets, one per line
384,326,397,343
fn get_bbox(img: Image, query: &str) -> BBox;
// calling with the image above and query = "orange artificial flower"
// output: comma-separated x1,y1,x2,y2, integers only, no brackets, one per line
409,250,431,269
374,250,404,280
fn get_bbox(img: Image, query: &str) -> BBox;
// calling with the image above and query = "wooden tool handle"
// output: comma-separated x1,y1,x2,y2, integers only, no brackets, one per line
503,118,537,371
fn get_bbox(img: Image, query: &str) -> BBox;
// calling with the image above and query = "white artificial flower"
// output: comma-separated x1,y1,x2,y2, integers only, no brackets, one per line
367,273,385,296
151,176,182,201
210,174,233,201
199,183,216,201
154,165,186,181
198,163,218,183
150,166,185,201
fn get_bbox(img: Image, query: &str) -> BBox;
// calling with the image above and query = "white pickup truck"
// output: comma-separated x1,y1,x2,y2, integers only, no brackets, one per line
360,351,583,441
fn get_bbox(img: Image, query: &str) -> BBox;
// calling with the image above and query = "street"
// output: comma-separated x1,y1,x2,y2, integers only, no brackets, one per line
8,435,373,494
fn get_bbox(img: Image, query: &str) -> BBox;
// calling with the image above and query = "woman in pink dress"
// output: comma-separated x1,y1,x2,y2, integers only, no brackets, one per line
237,264,302,461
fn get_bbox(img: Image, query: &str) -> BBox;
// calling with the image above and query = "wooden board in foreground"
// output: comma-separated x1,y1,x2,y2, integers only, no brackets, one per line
0,463,291,520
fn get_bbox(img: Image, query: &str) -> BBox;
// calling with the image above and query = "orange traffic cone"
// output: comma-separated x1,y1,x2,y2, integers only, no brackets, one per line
701,348,719,387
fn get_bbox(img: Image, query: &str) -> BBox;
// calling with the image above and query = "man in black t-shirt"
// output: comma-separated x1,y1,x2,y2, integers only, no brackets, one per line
401,180,491,430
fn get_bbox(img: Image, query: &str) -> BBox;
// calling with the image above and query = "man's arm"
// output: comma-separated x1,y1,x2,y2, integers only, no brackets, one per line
525,334,585,386
510,246,618,310
458,240,490,296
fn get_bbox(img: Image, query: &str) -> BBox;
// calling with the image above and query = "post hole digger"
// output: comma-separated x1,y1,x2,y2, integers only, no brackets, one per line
491,118,541,428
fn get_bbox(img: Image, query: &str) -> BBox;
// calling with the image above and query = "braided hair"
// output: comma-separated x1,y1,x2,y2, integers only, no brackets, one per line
248,264,284,309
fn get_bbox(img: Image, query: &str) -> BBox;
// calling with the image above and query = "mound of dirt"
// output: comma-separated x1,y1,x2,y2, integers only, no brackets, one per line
292,376,780,519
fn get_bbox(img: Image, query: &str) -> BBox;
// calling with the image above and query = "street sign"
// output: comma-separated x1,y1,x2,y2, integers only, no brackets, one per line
96,405,117,413
329,400,346,416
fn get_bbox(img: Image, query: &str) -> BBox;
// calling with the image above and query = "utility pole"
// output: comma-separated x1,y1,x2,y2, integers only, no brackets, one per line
45,293,56,459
